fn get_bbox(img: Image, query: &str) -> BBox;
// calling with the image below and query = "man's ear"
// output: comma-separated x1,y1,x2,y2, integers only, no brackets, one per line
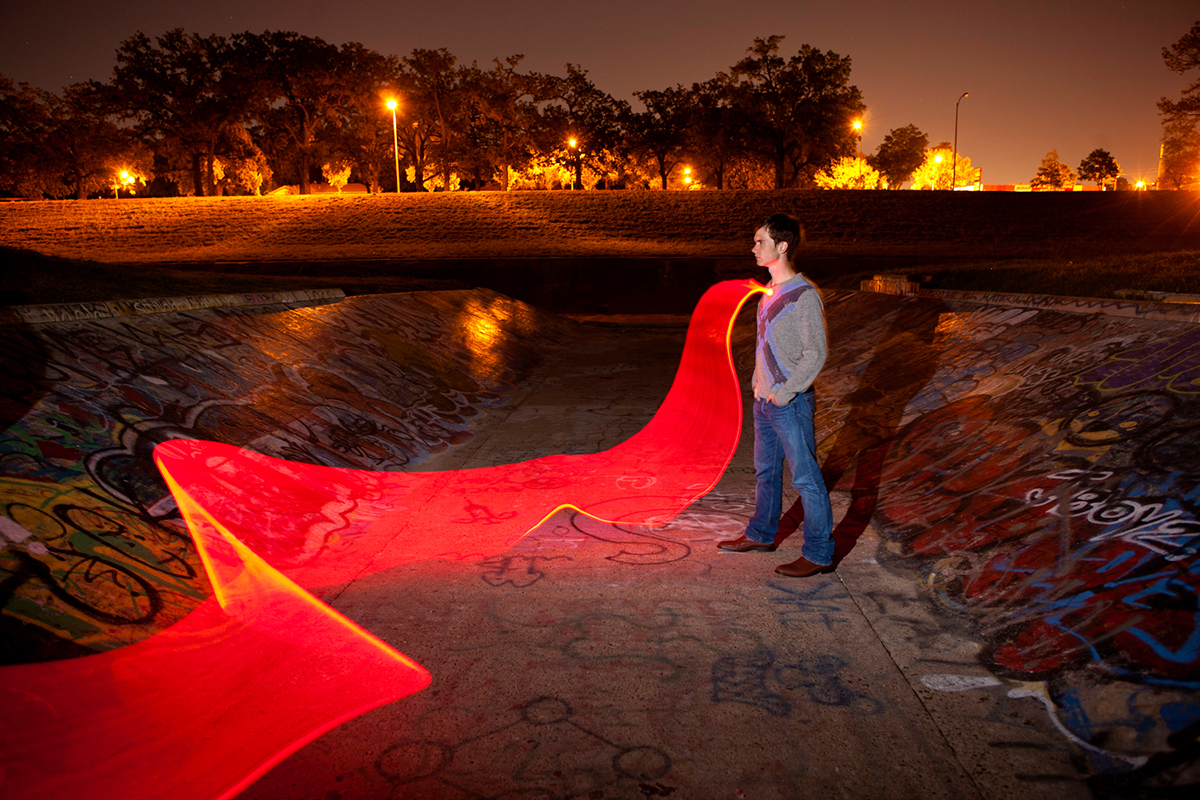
778,240,788,256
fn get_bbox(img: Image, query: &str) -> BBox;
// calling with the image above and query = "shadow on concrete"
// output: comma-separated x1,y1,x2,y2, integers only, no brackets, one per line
819,297,948,563
757,297,948,561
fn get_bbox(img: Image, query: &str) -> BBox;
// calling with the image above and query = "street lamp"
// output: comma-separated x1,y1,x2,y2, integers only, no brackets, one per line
386,98,400,193
952,92,968,190
852,119,863,186
116,170,135,198
933,154,943,190
568,137,581,190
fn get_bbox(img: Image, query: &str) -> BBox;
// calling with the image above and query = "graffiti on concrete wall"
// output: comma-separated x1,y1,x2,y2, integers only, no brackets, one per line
0,291,566,660
814,291,1200,692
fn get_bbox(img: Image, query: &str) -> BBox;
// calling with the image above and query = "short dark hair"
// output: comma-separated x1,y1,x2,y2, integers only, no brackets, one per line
761,213,802,258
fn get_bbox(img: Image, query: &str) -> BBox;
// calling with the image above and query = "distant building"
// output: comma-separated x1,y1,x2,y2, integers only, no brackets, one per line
979,183,1099,192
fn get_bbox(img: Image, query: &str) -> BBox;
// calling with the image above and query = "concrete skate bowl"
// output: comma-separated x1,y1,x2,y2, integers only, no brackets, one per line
0,280,763,800
809,288,1200,786
0,290,581,663
2,282,1199,797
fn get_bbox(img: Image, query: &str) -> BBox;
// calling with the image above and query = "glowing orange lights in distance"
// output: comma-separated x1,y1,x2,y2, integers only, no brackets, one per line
386,98,397,110
116,169,138,197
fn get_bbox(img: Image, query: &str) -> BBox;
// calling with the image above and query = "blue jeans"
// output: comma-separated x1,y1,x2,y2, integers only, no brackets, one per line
744,393,834,565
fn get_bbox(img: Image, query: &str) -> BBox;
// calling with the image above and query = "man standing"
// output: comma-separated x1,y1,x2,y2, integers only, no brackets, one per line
718,213,834,577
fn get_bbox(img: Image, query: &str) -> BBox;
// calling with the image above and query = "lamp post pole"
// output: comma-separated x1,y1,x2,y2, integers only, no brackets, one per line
952,92,968,190
852,119,862,187
568,138,581,190
117,170,135,198
387,99,401,193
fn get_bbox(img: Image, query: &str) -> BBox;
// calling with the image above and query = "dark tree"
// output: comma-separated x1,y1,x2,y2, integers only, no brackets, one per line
1030,149,1077,189
240,32,366,194
1159,21,1200,122
1158,22,1200,191
1077,148,1120,190
543,64,628,189
686,78,739,190
0,75,46,197
868,124,928,189
629,86,692,189
50,83,147,199
455,56,547,190
105,29,257,196
320,43,398,193
1159,118,1200,190
400,48,464,190
0,77,142,199
724,36,865,189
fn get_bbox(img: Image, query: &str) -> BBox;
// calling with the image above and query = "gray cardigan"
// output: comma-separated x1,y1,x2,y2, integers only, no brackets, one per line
752,273,828,406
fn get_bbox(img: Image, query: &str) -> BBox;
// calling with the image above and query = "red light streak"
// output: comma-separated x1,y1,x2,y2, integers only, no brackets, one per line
0,280,765,800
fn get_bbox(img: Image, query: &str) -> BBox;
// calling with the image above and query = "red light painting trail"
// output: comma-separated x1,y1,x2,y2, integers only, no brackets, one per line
0,280,765,800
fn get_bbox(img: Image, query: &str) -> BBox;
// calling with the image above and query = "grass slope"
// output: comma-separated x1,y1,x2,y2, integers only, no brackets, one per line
3,190,1199,305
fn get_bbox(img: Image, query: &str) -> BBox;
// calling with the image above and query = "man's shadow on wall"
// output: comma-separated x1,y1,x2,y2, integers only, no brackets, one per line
775,297,948,564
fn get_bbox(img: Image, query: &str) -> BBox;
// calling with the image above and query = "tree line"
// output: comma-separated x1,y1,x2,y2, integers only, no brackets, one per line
1158,21,1200,190
8,22,1192,200
1035,21,1200,193
2,31,957,199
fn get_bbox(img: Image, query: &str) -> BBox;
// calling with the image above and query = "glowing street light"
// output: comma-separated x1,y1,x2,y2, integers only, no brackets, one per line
386,98,401,193
852,119,863,186
568,137,581,190
116,169,136,199
952,92,969,189
933,154,943,190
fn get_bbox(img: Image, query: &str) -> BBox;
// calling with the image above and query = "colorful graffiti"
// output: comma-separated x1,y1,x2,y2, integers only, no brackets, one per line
0,290,573,659
815,292,1200,688
0,280,762,800
4,278,1198,797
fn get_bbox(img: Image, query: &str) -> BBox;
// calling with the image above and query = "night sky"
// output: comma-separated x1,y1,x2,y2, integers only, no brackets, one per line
2,0,1195,185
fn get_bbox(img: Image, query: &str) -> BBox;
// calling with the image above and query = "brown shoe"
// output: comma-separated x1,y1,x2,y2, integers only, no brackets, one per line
717,535,777,553
775,557,832,577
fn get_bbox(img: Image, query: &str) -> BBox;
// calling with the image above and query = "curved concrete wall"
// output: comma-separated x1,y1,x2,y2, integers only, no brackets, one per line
818,288,1200,688
0,290,573,661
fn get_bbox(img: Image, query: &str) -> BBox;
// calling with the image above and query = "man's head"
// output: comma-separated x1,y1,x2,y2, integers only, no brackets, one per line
753,213,802,272
761,213,801,259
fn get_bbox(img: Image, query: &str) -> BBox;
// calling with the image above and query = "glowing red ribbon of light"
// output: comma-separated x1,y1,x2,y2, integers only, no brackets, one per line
0,280,764,800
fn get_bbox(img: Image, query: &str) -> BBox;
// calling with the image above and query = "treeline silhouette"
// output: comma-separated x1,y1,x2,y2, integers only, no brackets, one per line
0,31,877,198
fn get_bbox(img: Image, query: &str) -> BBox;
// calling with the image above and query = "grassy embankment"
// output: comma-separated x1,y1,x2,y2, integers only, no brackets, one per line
2,190,1199,305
